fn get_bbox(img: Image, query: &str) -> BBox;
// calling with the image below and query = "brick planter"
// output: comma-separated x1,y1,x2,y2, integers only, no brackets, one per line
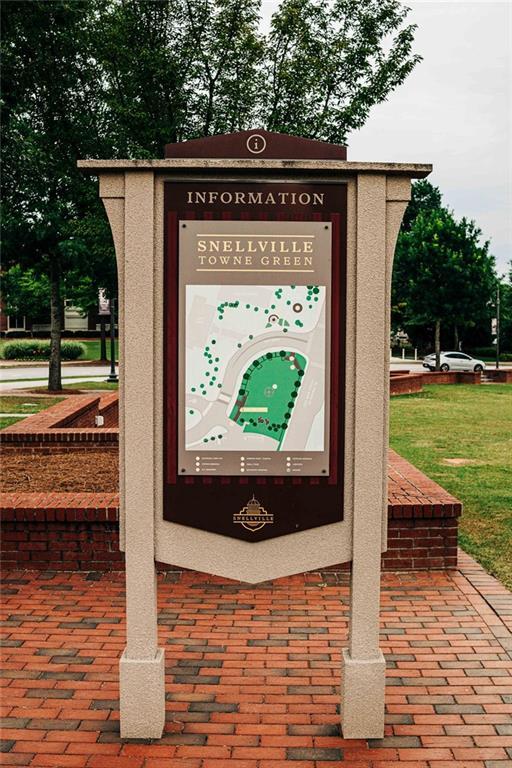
1,394,463,573
390,369,483,396
484,369,512,383
390,373,424,395
0,450,462,573
422,370,481,384
386,451,460,570
0,393,119,453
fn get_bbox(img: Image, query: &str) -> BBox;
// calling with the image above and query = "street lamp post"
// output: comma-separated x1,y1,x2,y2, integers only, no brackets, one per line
107,297,118,383
100,316,107,362
495,282,500,371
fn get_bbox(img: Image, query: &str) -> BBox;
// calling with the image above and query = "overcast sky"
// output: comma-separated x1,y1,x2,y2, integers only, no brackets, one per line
261,0,511,275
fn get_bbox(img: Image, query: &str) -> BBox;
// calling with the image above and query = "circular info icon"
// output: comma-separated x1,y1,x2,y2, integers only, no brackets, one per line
246,134,266,154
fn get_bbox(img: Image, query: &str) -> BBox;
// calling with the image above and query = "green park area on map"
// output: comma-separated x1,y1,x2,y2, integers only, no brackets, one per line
229,351,307,449
183,283,326,458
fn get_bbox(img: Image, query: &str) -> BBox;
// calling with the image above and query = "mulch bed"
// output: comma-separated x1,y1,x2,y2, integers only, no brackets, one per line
0,449,119,492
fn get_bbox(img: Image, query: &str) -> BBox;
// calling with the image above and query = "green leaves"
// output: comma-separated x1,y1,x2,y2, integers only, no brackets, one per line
1,0,421,298
1,265,50,319
393,181,497,349
263,0,420,142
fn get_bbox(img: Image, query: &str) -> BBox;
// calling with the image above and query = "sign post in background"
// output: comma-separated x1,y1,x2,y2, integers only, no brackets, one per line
98,288,110,362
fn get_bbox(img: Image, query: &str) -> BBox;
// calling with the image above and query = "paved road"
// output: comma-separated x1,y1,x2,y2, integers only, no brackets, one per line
0,364,117,392
390,360,437,371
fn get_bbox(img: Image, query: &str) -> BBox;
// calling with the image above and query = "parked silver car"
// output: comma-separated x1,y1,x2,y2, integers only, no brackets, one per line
422,351,486,372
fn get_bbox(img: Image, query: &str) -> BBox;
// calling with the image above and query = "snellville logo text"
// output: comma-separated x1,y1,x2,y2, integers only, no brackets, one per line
234,496,274,532
195,236,315,270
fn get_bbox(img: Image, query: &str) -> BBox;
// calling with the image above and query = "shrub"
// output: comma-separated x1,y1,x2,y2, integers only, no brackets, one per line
61,342,86,360
466,348,512,361
76,330,110,338
3,340,49,360
2,340,86,361
468,346,498,358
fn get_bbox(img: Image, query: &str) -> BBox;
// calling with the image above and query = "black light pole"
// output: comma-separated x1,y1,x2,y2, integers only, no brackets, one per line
100,316,107,361
495,281,500,371
107,297,118,383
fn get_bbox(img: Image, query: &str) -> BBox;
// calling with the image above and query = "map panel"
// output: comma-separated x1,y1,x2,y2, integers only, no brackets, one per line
177,219,331,476
185,284,326,455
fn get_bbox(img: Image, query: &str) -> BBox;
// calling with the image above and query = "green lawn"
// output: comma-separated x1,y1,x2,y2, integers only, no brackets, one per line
2,375,108,383
28,380,119,393
77,339,118,361
63,380,118,391
390,384,512,589
0,416,24,429
0,395,64,429
0,395,64,414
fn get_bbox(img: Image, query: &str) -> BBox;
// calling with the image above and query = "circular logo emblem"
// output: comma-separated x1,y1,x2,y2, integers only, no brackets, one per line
233,495,274,532
246,134,266,154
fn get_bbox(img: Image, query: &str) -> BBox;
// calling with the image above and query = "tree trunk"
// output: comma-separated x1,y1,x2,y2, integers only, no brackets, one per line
454,325,459,350
100,317,107,361
434,319,441,371
48,258,62,392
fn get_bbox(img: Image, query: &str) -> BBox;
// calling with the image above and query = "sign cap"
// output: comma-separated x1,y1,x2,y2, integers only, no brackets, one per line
164,129,347,161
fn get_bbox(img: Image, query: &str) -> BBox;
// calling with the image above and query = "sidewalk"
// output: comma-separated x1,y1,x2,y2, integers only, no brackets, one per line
0,361,108,369
1,551,511,767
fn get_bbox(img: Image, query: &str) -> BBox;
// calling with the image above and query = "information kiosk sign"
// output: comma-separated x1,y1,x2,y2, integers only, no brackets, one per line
79,130,431,743
164,181,346,540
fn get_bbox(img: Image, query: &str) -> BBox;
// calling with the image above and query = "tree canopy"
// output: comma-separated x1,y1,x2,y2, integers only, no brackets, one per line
1,0,421,389
499,264,512,356
393,181,497,362
90,0,421,151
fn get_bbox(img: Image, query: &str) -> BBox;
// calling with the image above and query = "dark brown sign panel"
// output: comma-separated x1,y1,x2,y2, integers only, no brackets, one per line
164,181,347,541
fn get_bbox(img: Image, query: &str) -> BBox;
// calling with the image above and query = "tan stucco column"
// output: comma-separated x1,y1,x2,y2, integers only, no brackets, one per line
101,170,165,739
341,173,411,739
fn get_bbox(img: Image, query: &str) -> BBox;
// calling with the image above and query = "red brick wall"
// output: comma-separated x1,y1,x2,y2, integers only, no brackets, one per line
0,396,465,573
422,371,481,385
0,394,119,453
64,392,119,427
2,520,124,571
390,370,483,395
485,369,512,383
0,512,461,573
0,447,462,573
384,518,458,570
99,393,119,427
0,434,118,454
390,374,423,395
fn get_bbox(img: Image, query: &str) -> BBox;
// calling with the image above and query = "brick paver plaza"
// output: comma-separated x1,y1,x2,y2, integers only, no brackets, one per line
1,551,511,767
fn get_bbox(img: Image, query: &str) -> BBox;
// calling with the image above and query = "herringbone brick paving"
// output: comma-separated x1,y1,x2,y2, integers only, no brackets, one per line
1,551,511,767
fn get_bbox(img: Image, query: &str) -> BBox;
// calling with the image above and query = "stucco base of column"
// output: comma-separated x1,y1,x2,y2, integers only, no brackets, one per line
120,647,165,739
341,649,386,739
